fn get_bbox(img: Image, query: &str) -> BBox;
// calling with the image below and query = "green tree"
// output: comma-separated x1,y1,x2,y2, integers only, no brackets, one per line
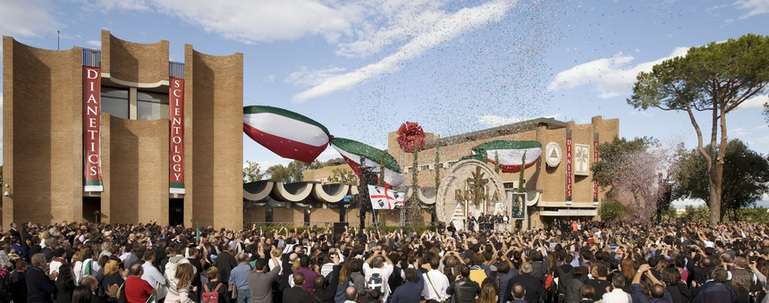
266,160,323,183
326,167,358,183
737,207,769,223
628,34,769,223
243,161,265,183
598,200,627,222
683,205,710,222
672,139,769,221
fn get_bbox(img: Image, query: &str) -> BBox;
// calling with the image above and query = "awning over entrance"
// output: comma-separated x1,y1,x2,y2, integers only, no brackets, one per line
539,208,598,216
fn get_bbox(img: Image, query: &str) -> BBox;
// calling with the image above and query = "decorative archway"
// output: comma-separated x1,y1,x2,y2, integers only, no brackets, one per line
436,159,507,229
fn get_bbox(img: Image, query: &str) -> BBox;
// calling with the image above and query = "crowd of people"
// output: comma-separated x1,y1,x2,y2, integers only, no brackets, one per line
0,219,768,303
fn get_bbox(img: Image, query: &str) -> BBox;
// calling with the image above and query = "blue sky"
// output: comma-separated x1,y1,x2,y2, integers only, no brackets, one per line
1,0,768,207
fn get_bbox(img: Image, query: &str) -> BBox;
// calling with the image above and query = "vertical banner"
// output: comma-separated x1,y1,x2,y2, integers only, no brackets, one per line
83,67,103,192
593,134,599,203
169,78,185,194
565,137,573,202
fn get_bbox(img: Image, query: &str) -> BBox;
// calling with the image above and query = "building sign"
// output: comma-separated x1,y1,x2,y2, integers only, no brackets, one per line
169,78,185,194
593,138,599,203
545,142,562,167
436,159,507,230
565,137,572,202
574,144,590,176
83,66,103,192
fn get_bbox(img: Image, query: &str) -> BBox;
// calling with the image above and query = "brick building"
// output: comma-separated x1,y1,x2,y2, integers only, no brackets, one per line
3,31,243,229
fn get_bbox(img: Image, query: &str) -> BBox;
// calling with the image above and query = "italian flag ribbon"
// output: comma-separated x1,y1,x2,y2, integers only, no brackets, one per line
330,137,405,187
462,140,542,173
243,105,330,163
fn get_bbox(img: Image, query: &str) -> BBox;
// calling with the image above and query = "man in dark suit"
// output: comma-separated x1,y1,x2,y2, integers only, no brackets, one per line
283,272,310,303
504,263,541,303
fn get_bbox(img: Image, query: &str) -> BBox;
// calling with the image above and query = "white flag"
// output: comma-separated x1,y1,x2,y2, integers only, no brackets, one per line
368,185,404,210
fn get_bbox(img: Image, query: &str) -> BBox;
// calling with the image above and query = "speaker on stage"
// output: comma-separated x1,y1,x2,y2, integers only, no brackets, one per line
333,222,348,235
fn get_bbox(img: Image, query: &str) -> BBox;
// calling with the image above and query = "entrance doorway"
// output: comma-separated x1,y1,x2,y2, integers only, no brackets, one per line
83,197,101,223
169,199,184,226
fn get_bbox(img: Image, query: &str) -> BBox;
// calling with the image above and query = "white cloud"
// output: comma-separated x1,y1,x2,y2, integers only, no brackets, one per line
548,47,689,99
85,40,102,48
734,0,769,19
738,94,768,110
0,0,61,38
89,0,151,11
285,66,348,86
291,0,513,102
477,113,564,127
150,0,361,43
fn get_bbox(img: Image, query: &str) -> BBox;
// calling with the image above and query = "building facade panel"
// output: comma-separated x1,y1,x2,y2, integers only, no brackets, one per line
3,37,84,225
186,46,244,230
3,32,244,229
101,30,169,86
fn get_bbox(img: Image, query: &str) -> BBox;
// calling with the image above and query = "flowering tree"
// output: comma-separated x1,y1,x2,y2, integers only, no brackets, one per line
592,137,676,223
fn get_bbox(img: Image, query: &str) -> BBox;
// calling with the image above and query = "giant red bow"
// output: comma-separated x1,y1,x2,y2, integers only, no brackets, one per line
397,122,425,153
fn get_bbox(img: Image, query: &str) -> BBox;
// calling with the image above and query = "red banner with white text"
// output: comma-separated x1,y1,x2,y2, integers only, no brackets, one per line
593,140,599,202
169,78,185,194
83,67,103,192
566,137,572,202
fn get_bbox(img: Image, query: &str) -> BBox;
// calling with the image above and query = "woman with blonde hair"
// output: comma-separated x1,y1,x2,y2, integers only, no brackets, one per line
99,260,123,297
479,278,499,303
166,263,195,303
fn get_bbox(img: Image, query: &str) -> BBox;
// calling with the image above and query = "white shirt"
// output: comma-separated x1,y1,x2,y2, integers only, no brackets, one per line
142,262,167,299
421,269,450,301
601,288,631,303
363,263,394,302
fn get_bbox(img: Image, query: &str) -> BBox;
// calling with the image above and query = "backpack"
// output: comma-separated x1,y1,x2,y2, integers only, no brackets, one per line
543,274,555,292
366,267,385,293
388,266,404,293
202,282,223,303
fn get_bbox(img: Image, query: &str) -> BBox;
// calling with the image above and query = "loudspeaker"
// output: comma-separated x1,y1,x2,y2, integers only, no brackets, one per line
333,222,348,235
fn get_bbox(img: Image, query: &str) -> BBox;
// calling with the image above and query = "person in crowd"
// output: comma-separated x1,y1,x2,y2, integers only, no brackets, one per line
283,272,310,302
602,275,631,303
203,267,227,303
390,268,423,303
166,263,195,303
10,259,28,303
247,248,282,303
503,263,540,303
55,263,76,303
631,264,673,303
422,256,450,303
229,253,253,303
447,264,481,303
72,285,93,303
362,250,394,302
141,249,166,301
509,283,527,303
100,260,124,297
124,261,156,303
26,253,57,303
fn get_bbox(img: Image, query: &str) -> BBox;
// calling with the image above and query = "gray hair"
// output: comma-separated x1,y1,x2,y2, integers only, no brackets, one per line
31,253,47,268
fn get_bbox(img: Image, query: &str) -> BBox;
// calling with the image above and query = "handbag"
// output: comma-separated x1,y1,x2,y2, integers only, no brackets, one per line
229,282,238,299
425,272,447,303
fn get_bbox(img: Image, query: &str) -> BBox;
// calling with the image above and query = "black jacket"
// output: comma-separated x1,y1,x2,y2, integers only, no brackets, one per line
26,267,54,303
283,286,310,303
447,277,481,303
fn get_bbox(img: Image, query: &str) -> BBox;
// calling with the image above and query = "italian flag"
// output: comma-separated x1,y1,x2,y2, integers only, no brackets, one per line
243,106,330,163
473,140,542,173
330,137,405,187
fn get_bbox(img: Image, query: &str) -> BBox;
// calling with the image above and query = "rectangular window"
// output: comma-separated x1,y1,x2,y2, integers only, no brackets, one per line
101,87,129,119
137,91,169,121
421,165,430,171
